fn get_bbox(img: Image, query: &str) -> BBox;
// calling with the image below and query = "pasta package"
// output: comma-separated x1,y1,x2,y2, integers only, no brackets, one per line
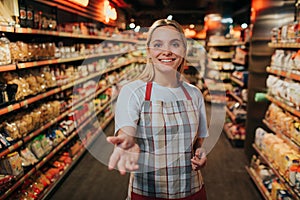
0,152,23,176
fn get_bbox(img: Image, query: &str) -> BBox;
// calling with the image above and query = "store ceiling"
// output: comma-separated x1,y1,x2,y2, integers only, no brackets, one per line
111,0,251,26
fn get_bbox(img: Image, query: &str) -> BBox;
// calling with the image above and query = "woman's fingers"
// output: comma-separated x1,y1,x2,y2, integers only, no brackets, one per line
108,147,121,170
191,156,207,171
108,143,140,174
107,136,123,145
117,153,127,175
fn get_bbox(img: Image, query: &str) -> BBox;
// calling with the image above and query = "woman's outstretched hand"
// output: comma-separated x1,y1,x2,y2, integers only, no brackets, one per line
107,132,140,175
191,147,207,171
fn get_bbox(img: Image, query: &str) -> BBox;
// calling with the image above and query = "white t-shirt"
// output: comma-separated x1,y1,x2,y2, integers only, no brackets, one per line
114,80,208,138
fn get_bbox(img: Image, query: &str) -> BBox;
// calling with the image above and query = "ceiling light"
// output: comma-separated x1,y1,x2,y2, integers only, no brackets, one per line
129,23,135,29
241,23,248,29
134,25,140,32
167,15,173,20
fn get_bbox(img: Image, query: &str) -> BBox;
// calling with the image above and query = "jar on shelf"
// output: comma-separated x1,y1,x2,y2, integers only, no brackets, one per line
0,33,11,65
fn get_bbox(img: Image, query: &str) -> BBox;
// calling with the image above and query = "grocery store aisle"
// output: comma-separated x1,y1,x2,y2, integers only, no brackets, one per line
49,104,263,200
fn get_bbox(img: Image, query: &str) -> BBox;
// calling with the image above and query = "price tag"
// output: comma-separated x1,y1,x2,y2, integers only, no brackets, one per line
7,105,15,112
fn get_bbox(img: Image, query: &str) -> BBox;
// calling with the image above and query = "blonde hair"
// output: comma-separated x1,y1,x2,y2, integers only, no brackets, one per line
138,19,187,82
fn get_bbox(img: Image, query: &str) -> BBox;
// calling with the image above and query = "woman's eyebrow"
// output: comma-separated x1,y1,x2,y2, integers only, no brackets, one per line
151,39,162,43
151,39,181,43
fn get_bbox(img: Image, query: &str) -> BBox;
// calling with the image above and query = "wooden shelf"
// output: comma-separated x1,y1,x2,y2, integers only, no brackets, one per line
268,42,300,49
16,51,128,69
0,59,138,116
0,25,14,32
207,41,244,47
232,58,246,66
228,91,243,105
0,64,17,72
230,75,244,87
253,144,300,199
263,119,300,152
223,123,244,147
0,103,20,116
14,27,142,43
245,166,272,200
266,67,300,82
38,113,114,200
209,54,233,60
225,106,236,123
266,95,300,118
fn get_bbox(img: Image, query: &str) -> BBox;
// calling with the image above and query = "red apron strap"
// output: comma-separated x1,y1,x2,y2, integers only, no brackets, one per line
181,85,192,100
145,82,153,101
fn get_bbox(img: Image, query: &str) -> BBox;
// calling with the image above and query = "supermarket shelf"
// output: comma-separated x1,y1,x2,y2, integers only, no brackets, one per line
209,54,233,60
228,91,243,105
0,167,37,200
266,95,300,118
14,27,141,44
0,25,14,33
230,75,244,87
223,123,234,140
0,109,96,200
268,42,300,49
0,59,137,116
266,67,300,82
16,51,127,69
263,119,300,152
0,64,17,72
223,123,244,147
0,81,118,199
225,106,236,123
245,166,272,200
0,82,112,158
39,113,114,200
38,146,86,200
253,144,300,199
207,41,244,47
19,88,61,107
232,58,246,66
0,103,20,116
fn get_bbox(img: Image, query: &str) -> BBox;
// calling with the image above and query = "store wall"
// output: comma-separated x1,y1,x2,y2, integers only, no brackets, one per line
244,0,295,160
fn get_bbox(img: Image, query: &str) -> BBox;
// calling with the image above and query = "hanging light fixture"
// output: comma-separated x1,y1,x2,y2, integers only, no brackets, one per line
67,0,89,7
104,0,117,23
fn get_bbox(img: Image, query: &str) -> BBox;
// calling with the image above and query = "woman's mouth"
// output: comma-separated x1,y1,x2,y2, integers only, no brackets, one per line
158,58,176,63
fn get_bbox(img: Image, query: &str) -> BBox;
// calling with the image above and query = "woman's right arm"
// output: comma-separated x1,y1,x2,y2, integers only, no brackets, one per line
107,82,142,174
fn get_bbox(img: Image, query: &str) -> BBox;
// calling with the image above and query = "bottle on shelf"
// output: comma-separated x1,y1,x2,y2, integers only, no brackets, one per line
0,33,11,65
18,0,27,28
33,11,42,29
26,4,34,28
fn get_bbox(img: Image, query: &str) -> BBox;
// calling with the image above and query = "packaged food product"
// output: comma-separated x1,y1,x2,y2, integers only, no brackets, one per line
4,121,21,140
20,147,38,167
40,134,53,154
0,152,23,176
29,137,45,159
0,33,11,65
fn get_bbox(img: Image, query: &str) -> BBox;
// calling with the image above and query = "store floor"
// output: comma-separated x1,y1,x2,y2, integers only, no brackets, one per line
49,105,263,200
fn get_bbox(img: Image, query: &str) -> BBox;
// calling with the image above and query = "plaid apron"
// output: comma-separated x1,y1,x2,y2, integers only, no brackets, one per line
129,82,205,199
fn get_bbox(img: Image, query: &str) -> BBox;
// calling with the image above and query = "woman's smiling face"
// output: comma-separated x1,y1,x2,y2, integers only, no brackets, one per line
147,25,186,74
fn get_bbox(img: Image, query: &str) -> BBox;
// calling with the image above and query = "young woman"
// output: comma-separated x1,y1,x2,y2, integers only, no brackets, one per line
107,19,208,200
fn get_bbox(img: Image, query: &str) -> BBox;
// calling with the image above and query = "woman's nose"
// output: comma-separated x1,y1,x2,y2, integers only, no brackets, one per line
161,46,172,55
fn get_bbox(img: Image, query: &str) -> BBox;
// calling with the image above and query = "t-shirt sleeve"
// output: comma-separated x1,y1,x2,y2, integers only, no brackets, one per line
198,91,209,138
114,84,141,135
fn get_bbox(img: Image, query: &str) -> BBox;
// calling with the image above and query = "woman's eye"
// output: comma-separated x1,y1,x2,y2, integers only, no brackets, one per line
153,43,162,48
172,42,180,47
